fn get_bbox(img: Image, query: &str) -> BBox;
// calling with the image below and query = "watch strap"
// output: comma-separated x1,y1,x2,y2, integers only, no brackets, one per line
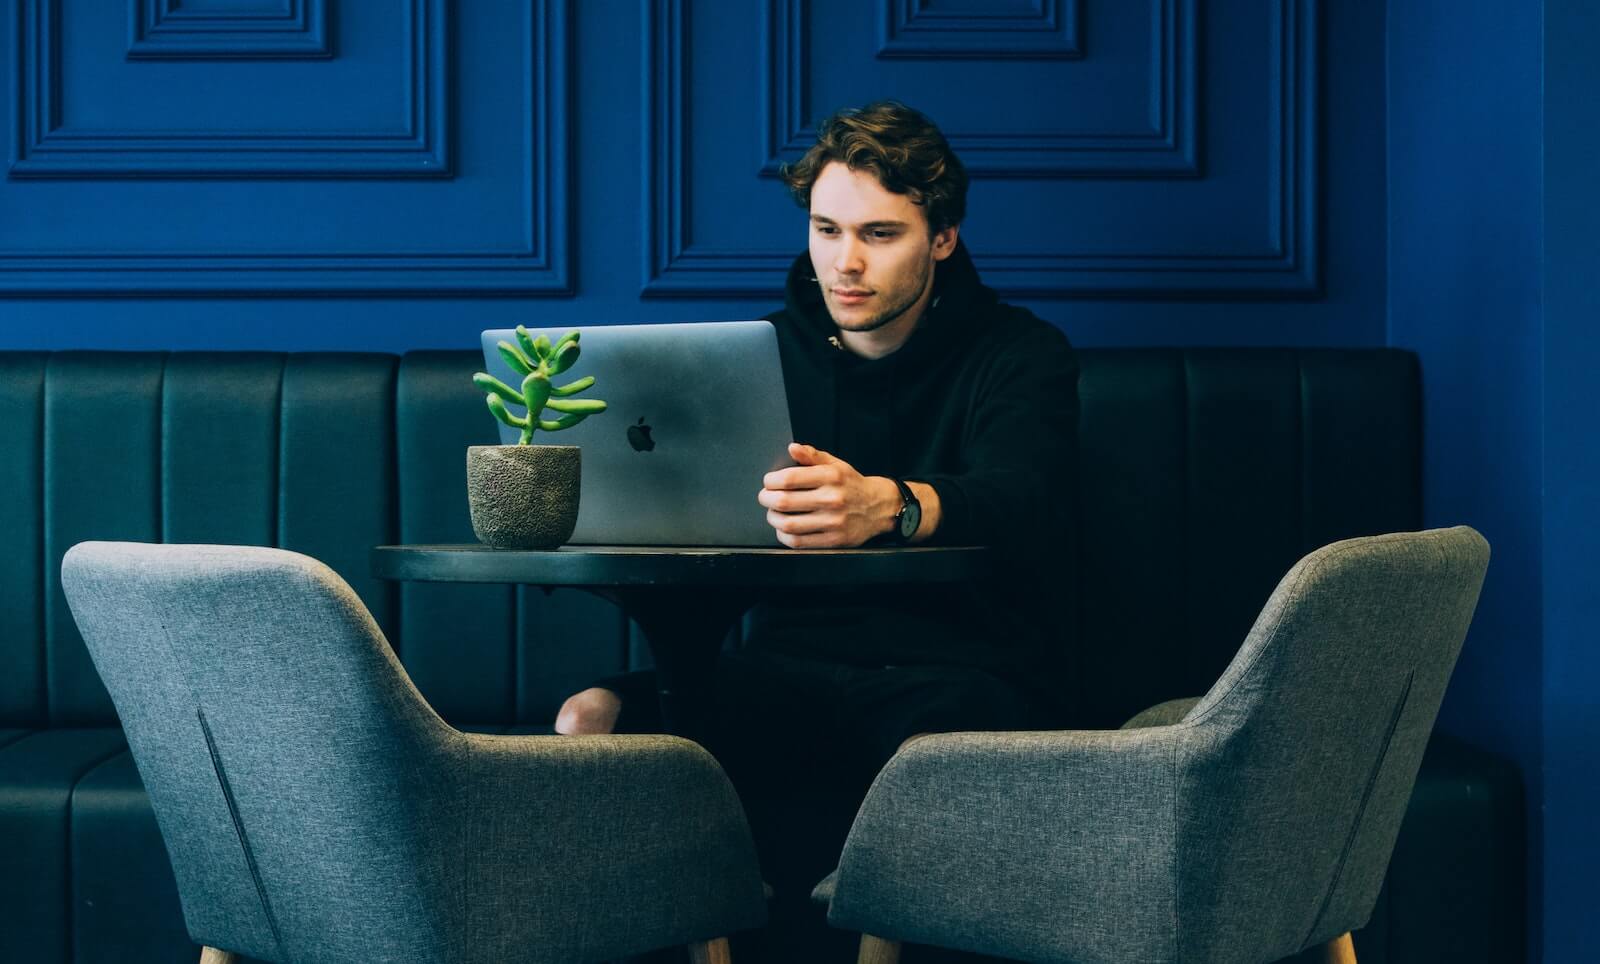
890,478,919,544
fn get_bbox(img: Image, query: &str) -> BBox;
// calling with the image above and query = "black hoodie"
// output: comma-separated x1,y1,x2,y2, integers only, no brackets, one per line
747,241,1080,692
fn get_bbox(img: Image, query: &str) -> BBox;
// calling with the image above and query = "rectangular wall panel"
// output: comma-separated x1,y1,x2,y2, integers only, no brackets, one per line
646,0,1317,298
1,0,570,294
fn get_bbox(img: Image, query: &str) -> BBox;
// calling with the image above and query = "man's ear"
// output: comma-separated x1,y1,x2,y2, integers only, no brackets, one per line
932,224,959,262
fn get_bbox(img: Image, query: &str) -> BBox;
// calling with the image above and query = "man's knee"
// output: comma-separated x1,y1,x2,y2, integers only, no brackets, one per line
555,687,623,735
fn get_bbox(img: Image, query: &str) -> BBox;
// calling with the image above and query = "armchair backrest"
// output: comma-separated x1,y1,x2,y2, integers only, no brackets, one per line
60,541,463,963
1174,527,1489,959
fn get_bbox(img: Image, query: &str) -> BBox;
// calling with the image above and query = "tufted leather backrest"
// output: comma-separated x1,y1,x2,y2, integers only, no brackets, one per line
0,348,1419,729
1073,349,1421,725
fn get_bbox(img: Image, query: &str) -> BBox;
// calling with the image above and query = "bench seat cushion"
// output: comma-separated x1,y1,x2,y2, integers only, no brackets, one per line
0,729,128,962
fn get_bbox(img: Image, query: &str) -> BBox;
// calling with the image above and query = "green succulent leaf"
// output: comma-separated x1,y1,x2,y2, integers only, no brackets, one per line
485,393,528,428
496,341,533,375
473,372,524,405
537,413,590,432
520,371,552,418
478,326,602,441
549,375,595,397
548,340,581,375
544,397,607,414
515,326,540,362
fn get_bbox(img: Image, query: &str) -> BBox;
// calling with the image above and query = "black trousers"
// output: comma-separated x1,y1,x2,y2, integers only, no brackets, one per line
598,649,1046,964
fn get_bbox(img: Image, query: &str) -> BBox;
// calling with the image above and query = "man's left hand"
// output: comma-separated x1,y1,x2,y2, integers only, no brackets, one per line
757,443,899,548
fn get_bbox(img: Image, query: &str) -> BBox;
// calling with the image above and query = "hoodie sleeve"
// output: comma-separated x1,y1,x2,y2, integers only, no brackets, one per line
914,317,1079,549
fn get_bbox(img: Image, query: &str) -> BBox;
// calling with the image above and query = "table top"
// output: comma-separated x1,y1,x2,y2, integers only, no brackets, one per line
372,543,991,588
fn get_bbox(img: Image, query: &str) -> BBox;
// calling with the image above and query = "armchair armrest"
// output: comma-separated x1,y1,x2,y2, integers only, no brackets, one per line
827,726,1188,964
461,731,767,962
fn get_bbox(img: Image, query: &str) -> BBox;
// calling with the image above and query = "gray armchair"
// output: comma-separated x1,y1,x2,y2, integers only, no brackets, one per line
61,542,767,964
816,527,1490,964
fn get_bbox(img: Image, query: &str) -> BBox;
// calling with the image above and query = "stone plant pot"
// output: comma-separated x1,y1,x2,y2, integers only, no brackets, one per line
465,445,581,549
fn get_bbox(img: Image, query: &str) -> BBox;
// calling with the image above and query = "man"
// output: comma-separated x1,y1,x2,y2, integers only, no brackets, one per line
557,102,1079,959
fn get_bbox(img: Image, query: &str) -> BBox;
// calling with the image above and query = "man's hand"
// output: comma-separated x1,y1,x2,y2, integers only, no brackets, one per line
758,443,900,548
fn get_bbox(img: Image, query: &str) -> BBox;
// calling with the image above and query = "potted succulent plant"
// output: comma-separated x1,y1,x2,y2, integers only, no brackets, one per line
467,326,607,549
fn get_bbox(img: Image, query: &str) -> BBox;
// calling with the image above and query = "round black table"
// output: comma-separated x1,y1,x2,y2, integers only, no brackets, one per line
372,543,990,737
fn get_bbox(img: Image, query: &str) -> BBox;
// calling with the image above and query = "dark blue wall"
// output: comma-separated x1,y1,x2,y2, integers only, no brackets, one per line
1385,4,1545,959
1389,1,1600,959
1541,4,1600,960
1,0,1387,352
4,1,1590,957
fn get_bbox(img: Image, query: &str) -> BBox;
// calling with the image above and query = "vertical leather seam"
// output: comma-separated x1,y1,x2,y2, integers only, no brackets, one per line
1178,349,1193,696
276,356,290,551
514,587,526,724
1302,669,1416,947
33,355,47,726
382,356,401,659
269,355,285,551
66,742,132,964
42,355,56,726
1297,352,1310,555
393,355,406,668
158,353,171,545
196,706,286,958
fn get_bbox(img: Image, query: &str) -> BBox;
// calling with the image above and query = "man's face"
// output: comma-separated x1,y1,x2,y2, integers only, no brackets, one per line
808,162,957,334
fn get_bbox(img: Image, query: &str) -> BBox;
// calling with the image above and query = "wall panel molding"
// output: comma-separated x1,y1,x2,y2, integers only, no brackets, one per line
878,0,1083,60
646,0,1318,298
14,0,441,177
127,0,332,60
0,1,572,295
761,0,1197,178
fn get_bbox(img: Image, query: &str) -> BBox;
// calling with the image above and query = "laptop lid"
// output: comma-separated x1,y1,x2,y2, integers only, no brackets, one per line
479,321,795,547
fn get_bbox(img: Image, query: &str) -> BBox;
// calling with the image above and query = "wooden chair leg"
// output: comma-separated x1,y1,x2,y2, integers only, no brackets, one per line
859,933,902,964
199,949,237,964
1321,932,1357,964
688,937,733,964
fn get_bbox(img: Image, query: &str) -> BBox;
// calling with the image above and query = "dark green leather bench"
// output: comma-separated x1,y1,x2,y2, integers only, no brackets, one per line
0,349,1523,963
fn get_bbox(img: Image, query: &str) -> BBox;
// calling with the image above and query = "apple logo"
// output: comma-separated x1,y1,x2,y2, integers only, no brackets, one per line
627,416,656,452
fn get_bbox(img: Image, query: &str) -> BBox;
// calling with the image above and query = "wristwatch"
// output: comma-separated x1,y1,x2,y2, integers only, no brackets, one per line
889,478,922,544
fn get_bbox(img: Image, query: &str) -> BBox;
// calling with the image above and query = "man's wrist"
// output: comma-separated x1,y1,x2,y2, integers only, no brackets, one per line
876,476,903,537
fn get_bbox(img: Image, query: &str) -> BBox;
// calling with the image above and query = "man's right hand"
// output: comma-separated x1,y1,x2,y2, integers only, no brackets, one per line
757,442,900,548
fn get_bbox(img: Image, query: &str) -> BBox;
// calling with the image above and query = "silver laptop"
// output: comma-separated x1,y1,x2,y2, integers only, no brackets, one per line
479,321,795,547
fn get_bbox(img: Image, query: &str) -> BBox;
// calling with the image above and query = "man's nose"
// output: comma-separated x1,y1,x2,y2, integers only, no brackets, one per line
834,237,866,276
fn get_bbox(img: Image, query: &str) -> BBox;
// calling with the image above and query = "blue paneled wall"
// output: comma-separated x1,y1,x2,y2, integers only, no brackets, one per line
6,0,1591,958
0,0,1385,352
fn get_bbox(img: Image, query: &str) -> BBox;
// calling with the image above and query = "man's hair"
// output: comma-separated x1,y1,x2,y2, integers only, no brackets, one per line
780,101,968,233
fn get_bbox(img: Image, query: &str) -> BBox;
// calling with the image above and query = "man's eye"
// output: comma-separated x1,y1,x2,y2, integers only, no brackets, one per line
869,230,899,241
815,225,839,236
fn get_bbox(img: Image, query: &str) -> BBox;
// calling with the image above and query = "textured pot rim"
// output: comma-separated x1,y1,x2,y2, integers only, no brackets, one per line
467,443,581,453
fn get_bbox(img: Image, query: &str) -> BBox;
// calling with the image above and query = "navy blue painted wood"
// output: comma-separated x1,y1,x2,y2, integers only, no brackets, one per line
127,0,332,61
1541,4,1600,958
0,1,1387,351
653,0,1314,297
4,0,568,293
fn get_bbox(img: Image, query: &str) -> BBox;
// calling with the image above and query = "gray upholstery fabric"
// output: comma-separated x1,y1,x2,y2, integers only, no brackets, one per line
822,527,1489,964
61,542,766,964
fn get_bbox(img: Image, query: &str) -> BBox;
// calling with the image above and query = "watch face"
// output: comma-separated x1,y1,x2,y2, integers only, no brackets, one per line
899,501,922,540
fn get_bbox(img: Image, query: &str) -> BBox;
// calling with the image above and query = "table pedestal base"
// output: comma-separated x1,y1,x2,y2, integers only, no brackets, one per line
589,586,754,742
